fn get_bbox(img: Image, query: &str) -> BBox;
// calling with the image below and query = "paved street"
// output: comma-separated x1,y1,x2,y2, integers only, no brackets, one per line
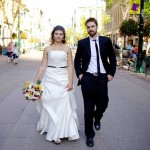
0,51,150,150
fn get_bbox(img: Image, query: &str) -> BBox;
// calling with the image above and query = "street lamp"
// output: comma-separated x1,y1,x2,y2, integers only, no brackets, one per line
136,0,144,73
17,9,26,49
17,10,21,49
17,7,28,51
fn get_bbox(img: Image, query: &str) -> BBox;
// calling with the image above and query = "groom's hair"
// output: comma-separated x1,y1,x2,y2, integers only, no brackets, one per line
85,17,98,26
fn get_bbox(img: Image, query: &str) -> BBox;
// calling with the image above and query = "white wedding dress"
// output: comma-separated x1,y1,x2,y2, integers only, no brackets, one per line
35,50,79,141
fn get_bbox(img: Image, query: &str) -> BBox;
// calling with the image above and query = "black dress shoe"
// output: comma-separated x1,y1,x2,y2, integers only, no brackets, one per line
94,122,101,130
86,137,94,147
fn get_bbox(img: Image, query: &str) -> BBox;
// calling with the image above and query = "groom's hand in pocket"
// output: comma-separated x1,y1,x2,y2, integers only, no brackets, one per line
79,74,83,81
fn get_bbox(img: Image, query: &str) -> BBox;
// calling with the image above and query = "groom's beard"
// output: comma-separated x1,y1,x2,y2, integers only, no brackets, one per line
88,30,97,37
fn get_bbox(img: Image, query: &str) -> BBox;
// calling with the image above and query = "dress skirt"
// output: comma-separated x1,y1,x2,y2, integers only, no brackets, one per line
35,67,79,141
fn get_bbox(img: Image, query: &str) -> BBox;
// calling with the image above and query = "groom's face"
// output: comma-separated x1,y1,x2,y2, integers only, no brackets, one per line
86,21,98,37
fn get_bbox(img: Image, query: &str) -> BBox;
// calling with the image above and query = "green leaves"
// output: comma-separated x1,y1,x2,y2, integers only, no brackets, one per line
119,18,150,37
80,16,88,38
119,19,138,36
144,2,150,15
106,0,117,9
143,20,150,37
36,80,41,85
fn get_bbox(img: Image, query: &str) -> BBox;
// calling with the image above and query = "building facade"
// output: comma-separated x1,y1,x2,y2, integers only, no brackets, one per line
104,0,150,48
72,0,106,34
0,0,13,46
0,0,51,53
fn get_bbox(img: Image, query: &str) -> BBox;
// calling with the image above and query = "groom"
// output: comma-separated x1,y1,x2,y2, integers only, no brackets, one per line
74,17,116,147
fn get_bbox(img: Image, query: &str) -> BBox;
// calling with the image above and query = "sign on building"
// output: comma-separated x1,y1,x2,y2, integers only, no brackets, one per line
130,0,140,14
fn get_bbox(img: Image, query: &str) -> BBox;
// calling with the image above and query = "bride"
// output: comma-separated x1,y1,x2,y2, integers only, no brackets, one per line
33,25,79,144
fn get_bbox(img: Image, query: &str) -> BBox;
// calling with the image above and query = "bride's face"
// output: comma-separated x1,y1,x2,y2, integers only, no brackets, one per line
54,30,64,43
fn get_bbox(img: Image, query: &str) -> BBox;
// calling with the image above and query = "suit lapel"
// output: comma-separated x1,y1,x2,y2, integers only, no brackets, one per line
98,36,104,55
86,37,91,57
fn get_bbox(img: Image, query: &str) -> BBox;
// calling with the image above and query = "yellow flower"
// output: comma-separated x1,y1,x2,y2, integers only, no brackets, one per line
25,81,30,87
23,81,42,101
36,85,42,91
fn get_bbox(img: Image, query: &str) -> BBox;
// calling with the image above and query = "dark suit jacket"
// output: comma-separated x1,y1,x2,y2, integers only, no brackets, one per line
74,36,116,85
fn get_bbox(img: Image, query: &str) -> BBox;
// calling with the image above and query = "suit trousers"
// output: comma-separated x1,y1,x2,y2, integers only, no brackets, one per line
81,72,109,138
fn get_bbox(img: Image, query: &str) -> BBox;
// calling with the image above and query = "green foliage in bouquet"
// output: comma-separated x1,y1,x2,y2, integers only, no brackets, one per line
36,80,41,84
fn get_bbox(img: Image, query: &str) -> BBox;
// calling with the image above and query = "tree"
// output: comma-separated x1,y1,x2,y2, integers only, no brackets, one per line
29,37,34,43
73,34,82,45
144,2,150,20
66,27,83,45
66,27,75,43
80,16,88,38
106,0,150,16
20,32,28,39
1,0,27,41
106,0,117,9
144,2,150,14
119,19,138,36
12,32,17,39
143,20,150,37
102,13,112,24
106,0,130,22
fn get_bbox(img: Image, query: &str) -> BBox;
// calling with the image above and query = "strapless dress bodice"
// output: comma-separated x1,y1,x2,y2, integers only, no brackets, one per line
47,50,67,67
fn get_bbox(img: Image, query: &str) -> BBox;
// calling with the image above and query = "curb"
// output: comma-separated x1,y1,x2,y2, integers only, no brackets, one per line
118,64,150,79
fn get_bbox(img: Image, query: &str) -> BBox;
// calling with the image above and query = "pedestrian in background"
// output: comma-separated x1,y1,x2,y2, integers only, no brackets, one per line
6,42,13,62
126,42,132,51
113,40,120,56
74,17,116,147
126,42,132,56
134,44,138,53
12,42,19,65
0,44,2,55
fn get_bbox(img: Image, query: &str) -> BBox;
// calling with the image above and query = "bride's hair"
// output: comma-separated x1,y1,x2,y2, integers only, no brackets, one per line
50,25,66,44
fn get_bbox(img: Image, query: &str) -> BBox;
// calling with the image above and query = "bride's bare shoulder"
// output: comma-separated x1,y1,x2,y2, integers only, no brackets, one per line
44,45,53,53
64,45,71,53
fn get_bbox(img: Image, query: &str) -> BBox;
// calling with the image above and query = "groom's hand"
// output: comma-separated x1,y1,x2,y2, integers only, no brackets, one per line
107,74,113,81
79,74,83,80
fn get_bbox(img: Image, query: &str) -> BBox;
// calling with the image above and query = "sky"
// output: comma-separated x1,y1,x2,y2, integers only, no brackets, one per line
24,0,101,27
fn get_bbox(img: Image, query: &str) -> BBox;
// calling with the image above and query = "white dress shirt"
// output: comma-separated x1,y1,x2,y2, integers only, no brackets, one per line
87,36,106,73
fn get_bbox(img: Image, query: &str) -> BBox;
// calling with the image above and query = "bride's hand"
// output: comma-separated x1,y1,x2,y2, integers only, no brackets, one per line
66,82,73,91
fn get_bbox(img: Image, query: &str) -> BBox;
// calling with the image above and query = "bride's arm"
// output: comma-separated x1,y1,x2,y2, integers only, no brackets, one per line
66,47,74,91
33,47,48,83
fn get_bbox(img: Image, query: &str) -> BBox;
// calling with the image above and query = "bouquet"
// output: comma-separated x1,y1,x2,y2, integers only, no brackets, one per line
22,80,43,101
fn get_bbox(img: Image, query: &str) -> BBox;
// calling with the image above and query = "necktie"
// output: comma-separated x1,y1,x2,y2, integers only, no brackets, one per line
93,39,100,73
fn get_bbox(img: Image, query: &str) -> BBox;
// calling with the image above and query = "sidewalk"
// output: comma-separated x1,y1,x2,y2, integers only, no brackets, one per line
1,54,150,79
0,51,150,150
0,54,7,65
0,49,38,66
116,56,150,79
